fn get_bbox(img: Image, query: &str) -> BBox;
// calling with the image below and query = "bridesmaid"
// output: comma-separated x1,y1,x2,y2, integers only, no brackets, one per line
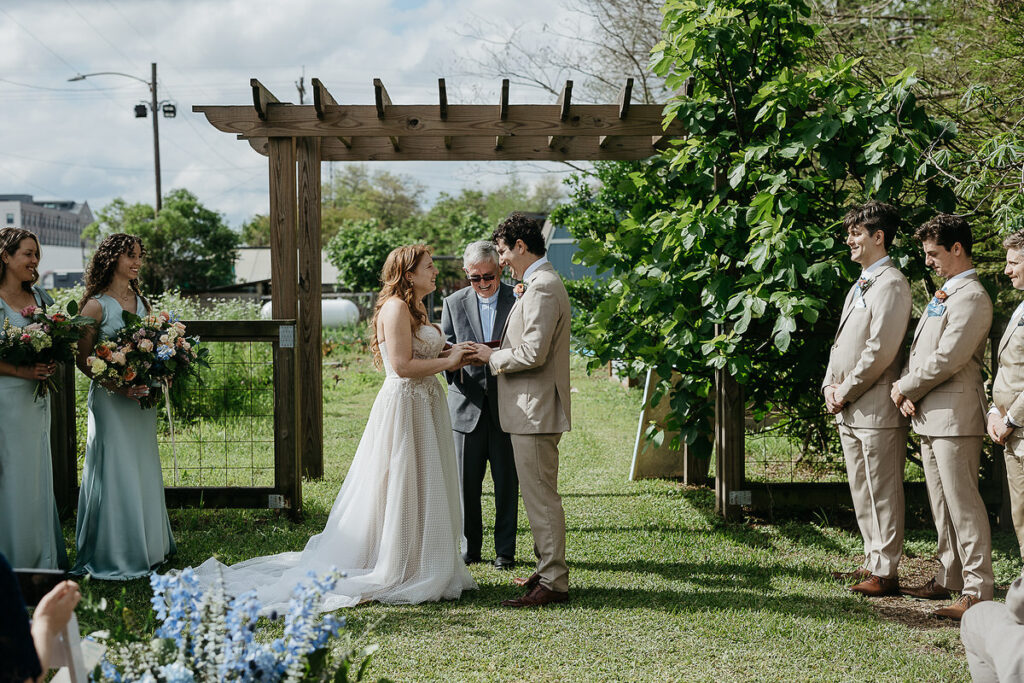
72,233,175,580
0,227,67,570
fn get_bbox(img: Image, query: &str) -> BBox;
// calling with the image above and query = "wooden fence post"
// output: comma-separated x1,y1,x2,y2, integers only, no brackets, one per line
49,360,78,517
714,324,746,520
296,136,323,480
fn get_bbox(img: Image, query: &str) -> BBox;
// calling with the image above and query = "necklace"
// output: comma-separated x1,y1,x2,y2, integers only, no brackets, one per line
108,287,134,303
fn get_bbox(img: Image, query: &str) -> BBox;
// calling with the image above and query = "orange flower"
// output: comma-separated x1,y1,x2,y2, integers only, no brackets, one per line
934,290,948,302
124,368,137,382
96,345,112,360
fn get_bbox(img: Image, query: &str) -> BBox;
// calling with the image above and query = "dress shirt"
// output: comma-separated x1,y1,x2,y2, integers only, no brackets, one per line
477,291,498,340
521,256,549,283
855,255,891,298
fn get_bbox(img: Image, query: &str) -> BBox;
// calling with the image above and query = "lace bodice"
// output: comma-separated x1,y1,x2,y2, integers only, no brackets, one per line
381,324,445,378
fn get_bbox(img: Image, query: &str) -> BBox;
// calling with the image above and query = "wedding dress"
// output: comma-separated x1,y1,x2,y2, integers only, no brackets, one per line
193,324,476,613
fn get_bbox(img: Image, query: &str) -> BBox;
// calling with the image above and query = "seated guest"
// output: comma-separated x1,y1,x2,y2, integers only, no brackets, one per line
961,573,1024,682
0,552,81,683
987,229,1024,558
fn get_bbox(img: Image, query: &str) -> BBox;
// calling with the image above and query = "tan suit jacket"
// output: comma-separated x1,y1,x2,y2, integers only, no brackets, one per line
899,273,992,437
489,262,572,435
823,263,911,428
993,305,1024,425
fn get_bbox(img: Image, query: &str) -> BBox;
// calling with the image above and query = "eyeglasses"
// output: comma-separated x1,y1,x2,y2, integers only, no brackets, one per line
467,274,497,283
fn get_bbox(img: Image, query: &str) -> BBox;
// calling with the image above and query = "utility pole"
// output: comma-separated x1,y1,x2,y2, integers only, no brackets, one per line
151,62,162,213
295,66,306,105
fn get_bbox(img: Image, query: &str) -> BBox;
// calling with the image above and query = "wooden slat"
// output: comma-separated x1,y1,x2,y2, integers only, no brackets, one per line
269,138,297,322
179,319,286,341
618,78,634,119
296,136,323,480
439,78,452,149
652,135,671,150
548,80,574,148
250,78,279,121
317,133,664,161
312,78,352,148
274,339,301,517
195,103,685,137
373,78,400,151
496,79,510,150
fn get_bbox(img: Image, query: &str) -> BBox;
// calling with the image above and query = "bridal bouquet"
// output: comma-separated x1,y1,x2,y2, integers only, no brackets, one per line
0,299,94,399
86,569,382,683
87,310,210,409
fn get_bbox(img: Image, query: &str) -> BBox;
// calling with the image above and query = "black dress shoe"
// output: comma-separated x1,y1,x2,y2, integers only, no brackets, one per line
462,553,483,565
493,556,515,570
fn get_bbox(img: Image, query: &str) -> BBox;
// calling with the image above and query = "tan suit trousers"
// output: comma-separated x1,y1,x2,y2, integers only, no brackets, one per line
510,432,568,592
838,424,907,578
962,597,1024,682
920,435,994,599
1004,432,1024,558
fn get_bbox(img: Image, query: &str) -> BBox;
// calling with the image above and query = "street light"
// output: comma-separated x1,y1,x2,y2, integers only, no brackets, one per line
68,62,175,213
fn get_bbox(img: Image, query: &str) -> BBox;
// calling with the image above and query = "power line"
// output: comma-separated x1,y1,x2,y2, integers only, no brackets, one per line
2,151,263,174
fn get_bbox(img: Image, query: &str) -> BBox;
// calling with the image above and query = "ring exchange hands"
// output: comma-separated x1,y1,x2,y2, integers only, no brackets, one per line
890,381,916,417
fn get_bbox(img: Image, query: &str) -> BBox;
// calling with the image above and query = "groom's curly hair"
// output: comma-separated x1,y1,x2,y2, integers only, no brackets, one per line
492,212,546,256
370,244,433,368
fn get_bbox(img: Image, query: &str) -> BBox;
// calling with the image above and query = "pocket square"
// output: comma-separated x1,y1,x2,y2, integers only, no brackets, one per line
926,301,946,317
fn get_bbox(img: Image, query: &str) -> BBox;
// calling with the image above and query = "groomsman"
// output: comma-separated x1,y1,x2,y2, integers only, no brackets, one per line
961,570,1024,681
441,241,519,569
823,201,911,597
892,214,994,620
987,229,1024,558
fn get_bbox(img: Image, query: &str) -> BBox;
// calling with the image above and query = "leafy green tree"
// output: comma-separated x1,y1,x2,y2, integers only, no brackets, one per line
556,0,952,457
323,165,424,230
86,189,240,293
323,219,403,292
240,213,270,247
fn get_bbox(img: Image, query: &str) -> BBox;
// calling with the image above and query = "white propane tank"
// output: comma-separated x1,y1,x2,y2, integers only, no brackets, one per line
259,298,359,326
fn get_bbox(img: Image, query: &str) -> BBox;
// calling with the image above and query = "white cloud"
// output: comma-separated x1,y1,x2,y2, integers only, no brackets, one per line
0,0,588,227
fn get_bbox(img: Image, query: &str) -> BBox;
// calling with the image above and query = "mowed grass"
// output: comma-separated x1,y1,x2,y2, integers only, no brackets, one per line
63,349,1010,682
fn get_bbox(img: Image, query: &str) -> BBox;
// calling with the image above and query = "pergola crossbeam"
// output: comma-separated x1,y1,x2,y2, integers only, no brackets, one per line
373,78,401,152
250,79,280,121
548,80,574,149
438,78,452,149
496,79,510,150
312,78,352,149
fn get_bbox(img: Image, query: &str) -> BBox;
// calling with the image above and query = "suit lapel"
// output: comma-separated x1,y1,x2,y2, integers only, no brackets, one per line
999,305,1024,358
493,285,514,342
461,290,484,342
833,283,859,340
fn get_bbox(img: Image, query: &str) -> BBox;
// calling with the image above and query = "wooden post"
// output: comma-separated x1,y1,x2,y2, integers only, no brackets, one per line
714,323,746,520
296,136,323,479
268,136,301,507
49,360,78,517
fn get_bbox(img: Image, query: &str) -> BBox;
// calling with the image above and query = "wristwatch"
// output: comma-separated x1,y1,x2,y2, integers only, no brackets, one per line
1005,414,1020,429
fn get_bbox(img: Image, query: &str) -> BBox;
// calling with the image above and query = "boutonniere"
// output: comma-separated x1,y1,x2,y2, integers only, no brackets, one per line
856,277,874,295
934,290,948,303
513,282,527,299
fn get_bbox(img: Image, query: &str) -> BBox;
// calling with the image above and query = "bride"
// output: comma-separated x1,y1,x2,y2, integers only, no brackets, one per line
194,244,477,612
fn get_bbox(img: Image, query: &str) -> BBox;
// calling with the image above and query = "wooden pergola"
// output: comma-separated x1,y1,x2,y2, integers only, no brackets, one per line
194,76,686,483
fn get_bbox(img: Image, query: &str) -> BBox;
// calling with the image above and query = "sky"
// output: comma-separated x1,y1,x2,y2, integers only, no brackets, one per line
0,0,585,229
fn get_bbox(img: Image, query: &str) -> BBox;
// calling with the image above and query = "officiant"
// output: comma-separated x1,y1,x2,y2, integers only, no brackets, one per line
441,241,519,569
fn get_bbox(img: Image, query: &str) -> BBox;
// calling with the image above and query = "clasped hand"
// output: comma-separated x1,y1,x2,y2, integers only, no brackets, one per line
988,412,1014,446
889,381,916,417
22,361,56,381
443,342,495,370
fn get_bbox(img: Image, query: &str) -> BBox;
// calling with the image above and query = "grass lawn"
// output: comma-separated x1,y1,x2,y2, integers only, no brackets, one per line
63,346,1021,682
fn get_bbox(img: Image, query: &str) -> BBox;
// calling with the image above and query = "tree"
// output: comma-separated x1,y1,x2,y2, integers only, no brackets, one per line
554,0,953,458
87,189,240,293
323,164,425,230
323,219,403,292
240,213,270,247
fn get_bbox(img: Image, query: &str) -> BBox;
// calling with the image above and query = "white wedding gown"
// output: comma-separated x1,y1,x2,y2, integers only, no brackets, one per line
193,324,476,613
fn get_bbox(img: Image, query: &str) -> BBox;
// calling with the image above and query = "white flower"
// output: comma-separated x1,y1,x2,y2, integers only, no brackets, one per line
111,351,127,365
91,358,107,374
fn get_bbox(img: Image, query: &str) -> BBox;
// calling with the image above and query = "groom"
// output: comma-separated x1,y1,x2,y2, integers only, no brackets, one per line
471,213,572,608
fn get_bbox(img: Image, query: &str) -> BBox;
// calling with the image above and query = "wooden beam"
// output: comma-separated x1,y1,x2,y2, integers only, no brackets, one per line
497,79,509,150
250,78,279,121
195,103,685,138
439,78,452,149
312,78,351,148
618,78,634,119
50,361,78,517
318,133,664,161
296,137,323,480
373,78,400,151
714,326,745,521
652,135,671,150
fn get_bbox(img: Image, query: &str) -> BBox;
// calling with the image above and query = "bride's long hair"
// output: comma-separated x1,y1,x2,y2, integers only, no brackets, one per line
370,244,432,368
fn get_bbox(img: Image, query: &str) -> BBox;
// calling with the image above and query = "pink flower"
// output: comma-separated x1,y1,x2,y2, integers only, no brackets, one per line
138,338,154,352
19,305,38,317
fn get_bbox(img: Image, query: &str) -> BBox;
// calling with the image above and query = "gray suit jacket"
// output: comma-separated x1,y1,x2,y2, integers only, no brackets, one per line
441,282,515,434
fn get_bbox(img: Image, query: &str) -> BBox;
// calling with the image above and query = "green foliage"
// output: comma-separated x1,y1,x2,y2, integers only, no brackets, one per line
240,213,270,247
324,219,404,292
87,189,240,294
557,0,952,457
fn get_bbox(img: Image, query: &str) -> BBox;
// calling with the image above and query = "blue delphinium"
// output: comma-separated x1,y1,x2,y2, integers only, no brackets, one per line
91,566,364,682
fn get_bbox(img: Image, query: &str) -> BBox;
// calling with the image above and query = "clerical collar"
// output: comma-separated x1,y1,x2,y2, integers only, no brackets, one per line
476,291,497,305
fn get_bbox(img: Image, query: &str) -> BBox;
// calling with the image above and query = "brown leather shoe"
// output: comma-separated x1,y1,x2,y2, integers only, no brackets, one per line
831,568,871,583
512,572,540,589
849,575,900,597
933,594,983,621
501,584,569,608
900,578,953,600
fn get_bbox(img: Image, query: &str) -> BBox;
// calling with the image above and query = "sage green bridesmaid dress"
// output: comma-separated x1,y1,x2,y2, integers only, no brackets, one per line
72,294,175,580
0,292,68,569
